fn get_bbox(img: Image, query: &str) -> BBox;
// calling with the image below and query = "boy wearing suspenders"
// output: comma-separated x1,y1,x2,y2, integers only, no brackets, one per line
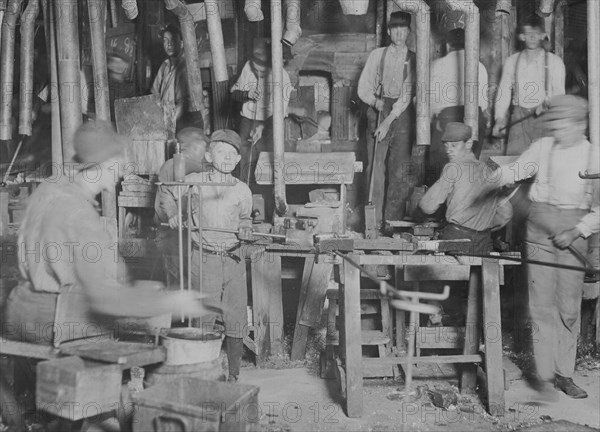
492,15,566,156
358,11,416,226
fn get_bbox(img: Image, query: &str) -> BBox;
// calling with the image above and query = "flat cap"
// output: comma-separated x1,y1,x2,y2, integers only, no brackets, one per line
541,95,588,123
441,122,472,142
389,11,411,28
159,23,181,39
74,120,127,165
210,129,241,152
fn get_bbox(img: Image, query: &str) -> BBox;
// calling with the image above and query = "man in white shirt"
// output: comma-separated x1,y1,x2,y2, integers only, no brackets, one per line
428,28,489,185
492,15,565,156
358,11,416,225
490,95,598,400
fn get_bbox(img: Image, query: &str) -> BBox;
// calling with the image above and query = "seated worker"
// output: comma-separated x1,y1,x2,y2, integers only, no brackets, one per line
185,129,253,383
419,122,512,253
487,95,598,400
2,120,218,346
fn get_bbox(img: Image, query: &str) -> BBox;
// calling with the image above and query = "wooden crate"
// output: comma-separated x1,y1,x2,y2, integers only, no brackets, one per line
36,356,122,421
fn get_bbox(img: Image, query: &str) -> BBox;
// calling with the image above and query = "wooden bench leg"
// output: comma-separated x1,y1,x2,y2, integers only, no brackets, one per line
461,267,480,393
482,260,505,416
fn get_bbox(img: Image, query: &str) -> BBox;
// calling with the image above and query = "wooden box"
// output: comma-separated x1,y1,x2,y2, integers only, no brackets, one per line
36,356,122,421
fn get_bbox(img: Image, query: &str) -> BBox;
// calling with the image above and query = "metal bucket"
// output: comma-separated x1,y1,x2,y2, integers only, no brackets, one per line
161,328,224,366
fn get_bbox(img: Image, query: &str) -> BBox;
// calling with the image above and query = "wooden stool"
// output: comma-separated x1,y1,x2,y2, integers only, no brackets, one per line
321,289,393,379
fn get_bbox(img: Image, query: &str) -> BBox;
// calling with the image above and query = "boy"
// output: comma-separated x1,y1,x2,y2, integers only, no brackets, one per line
186,129,253,382
490,95,599,400
420,122,512,252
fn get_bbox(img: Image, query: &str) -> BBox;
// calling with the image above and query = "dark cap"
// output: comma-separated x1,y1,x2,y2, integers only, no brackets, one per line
446,28,465,47
251,41,271,67
210,129,242,152
541,95,588,123
518,14,545,32
159,23,182,39
74,120,127,165
177,127,208,150
441,122,472,142
389,11,411,28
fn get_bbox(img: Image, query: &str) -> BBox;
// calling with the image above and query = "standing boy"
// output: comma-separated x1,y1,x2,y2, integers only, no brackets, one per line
186,129,253,382
358,11,416,225
490,95,599,400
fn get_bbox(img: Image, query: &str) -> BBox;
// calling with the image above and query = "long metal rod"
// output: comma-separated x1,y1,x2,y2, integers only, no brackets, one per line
0,137,23,186
464,3,480,141
588,0,600,152
177,186,184,322
187,187,192,327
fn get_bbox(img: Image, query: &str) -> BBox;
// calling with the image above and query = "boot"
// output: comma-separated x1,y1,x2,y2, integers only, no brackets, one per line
555,375,588,399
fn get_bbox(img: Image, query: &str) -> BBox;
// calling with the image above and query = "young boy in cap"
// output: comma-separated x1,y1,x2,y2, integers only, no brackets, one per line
489,95,599,400
492,15,565,156
420,122,512,252
358,10,416,225
230,41,292,182
185,129,253,382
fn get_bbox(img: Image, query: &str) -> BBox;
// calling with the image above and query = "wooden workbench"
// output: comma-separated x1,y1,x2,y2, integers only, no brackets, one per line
336,252,519,418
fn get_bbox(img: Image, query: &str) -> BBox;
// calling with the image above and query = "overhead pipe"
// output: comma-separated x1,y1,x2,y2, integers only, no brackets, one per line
41,0,62,174
0,0,24,141
164,0,206,120
204,0,228,130
271,0,287,216
441,0,480,142
495,0,511,14
375,0,384,47
589,0,600,150
88,0,110,122
121,0,137,20
245,0,263,22
282,0,301,47
0,0,7,49
537,0,556,18
55,0,83,162
19,0,39,136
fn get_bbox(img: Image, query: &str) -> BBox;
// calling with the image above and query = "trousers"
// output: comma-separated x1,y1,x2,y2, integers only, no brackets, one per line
506,106,544,156
525,202,588,380
365,99,415,224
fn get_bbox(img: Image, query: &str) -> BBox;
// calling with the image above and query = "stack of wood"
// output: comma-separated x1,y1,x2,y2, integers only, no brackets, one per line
119,174,157,208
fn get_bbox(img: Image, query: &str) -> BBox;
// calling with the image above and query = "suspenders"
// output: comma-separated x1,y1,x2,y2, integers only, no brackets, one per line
376,47,411,100
512,50,549,107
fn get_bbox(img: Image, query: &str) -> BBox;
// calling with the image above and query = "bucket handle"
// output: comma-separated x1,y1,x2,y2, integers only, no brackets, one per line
154,413,190,432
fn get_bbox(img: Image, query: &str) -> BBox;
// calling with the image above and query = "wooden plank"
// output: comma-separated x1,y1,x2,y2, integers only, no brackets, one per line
60,341,165,367
327,288,382,301
250,250,284,366
341,256,363,417
404,265,470,281
118,194,155,208
417,327,464,349
0,340,60,359
363,354,482,366
461,267,480,393
291,257,332,360
481,259,505,416
355,254,520,266
353,238,415,251
326,330,390,346
255,152,356,185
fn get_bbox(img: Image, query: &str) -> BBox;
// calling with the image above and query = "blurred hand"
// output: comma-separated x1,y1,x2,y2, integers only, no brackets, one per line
248,87,261,101
535,103,546,116
374,99,385,112
238,226,254,241
374,117,392,141
551,227,581,249
173,291,228,318
492,118,507,138
168,215,180,230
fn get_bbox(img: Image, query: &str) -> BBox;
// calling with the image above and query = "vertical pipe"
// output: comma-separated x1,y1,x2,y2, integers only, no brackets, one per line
205,0,229,130
282,0,301,47
271,0,287,215
88,0,110,122
55,0,83,163
589,0,600,150
375,0,385,47
553,1,566,60
245,0,263,22
0,1,6,49
42,0,63,174
464,4,480,141
0,0,24,141
19,0,40,136
164,0,205,115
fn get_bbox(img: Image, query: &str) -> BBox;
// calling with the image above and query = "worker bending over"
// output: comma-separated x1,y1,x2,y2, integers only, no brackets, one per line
186,129,253,383
489,95,599,400
420,122,512,253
